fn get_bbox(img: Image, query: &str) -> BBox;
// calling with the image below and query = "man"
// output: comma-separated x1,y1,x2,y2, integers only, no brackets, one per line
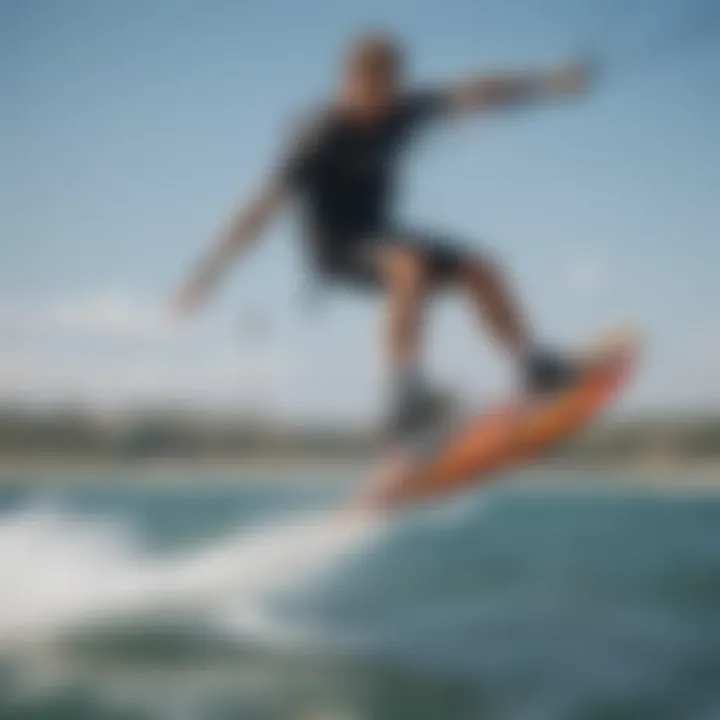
174,31,590,501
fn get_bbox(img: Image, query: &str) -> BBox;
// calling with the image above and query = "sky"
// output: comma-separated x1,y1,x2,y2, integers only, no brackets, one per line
0,0,718,425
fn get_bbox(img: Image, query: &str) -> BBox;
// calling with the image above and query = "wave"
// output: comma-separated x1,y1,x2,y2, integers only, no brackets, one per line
0,502,382,650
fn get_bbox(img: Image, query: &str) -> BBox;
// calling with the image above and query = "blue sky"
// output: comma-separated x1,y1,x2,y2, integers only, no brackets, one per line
1,0,718,423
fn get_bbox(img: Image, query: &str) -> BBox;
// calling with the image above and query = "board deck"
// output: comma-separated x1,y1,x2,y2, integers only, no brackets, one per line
368,328,640,512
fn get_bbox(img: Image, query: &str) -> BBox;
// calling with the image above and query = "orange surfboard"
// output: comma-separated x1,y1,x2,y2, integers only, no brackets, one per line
368,329,640,511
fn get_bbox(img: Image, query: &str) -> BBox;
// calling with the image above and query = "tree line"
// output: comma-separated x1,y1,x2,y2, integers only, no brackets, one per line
0,406,718,462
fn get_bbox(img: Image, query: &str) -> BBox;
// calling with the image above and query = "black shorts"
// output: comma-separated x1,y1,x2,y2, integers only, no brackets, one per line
317,229,468,291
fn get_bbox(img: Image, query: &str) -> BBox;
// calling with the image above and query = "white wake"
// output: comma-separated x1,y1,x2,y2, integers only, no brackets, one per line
0,504,380,649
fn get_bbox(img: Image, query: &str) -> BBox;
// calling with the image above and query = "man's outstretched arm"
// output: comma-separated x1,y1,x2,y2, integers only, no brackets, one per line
442,59,593,113
172,180,288,316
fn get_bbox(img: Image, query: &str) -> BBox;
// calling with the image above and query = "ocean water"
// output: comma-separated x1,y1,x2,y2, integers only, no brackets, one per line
0,467,719,720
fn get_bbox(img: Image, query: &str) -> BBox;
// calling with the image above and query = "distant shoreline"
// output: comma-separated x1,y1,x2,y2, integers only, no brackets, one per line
0,455,718,486
0,455,370,483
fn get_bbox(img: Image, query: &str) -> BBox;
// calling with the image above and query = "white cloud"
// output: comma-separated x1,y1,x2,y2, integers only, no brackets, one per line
45,296,167,338
0,292,375,422
1,293,717,421
0,341,287,409
0,293,285,407
0,294,175,341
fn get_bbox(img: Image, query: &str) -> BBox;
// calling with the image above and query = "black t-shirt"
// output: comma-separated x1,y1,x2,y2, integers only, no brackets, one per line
280,90,447,267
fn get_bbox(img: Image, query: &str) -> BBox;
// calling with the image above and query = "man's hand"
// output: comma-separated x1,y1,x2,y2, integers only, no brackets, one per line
171,276,209,319
542,59,594,97
170,180,288,322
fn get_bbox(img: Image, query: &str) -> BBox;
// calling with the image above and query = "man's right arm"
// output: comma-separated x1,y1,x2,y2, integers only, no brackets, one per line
172,179,288,316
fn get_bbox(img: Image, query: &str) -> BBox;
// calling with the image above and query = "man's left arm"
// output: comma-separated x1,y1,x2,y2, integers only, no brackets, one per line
440,59,593,114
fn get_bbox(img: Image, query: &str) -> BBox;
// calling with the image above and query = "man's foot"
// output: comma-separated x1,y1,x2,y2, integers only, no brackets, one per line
524,348,581,396
387,383,454,443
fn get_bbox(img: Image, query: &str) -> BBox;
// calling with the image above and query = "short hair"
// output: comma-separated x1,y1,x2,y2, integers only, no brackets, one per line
345,29,404,73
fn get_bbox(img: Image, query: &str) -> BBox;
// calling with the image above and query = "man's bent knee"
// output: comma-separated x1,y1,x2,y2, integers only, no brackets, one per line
379,247,429,294
456,253,502,287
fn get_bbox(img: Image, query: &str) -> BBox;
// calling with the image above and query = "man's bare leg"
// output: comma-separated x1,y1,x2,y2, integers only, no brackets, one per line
361,248,577,510
456,256,530,355
377,246,429,389
455,254,579,393
375,248,535,409
357,248,432,506
365,248,532,508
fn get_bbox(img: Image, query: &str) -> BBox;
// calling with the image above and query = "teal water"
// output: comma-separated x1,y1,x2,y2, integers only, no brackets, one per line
0,468,719,720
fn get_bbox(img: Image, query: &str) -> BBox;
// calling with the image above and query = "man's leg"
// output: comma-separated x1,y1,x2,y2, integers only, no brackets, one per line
373,245,459,432
455,254,530,356
376,245,429,386
358,243,577,510
453,252,578,393
376,244,535,382
358,246,446,509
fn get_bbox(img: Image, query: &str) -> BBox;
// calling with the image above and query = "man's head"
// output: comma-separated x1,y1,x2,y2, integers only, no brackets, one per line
340,30,404,118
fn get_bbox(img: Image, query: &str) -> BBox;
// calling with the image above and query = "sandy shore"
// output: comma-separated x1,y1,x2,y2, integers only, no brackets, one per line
0,455,371,484
0,455,718,487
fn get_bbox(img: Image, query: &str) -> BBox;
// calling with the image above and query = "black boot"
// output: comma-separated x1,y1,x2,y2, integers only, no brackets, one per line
387,383,453,442
524,348,580,396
